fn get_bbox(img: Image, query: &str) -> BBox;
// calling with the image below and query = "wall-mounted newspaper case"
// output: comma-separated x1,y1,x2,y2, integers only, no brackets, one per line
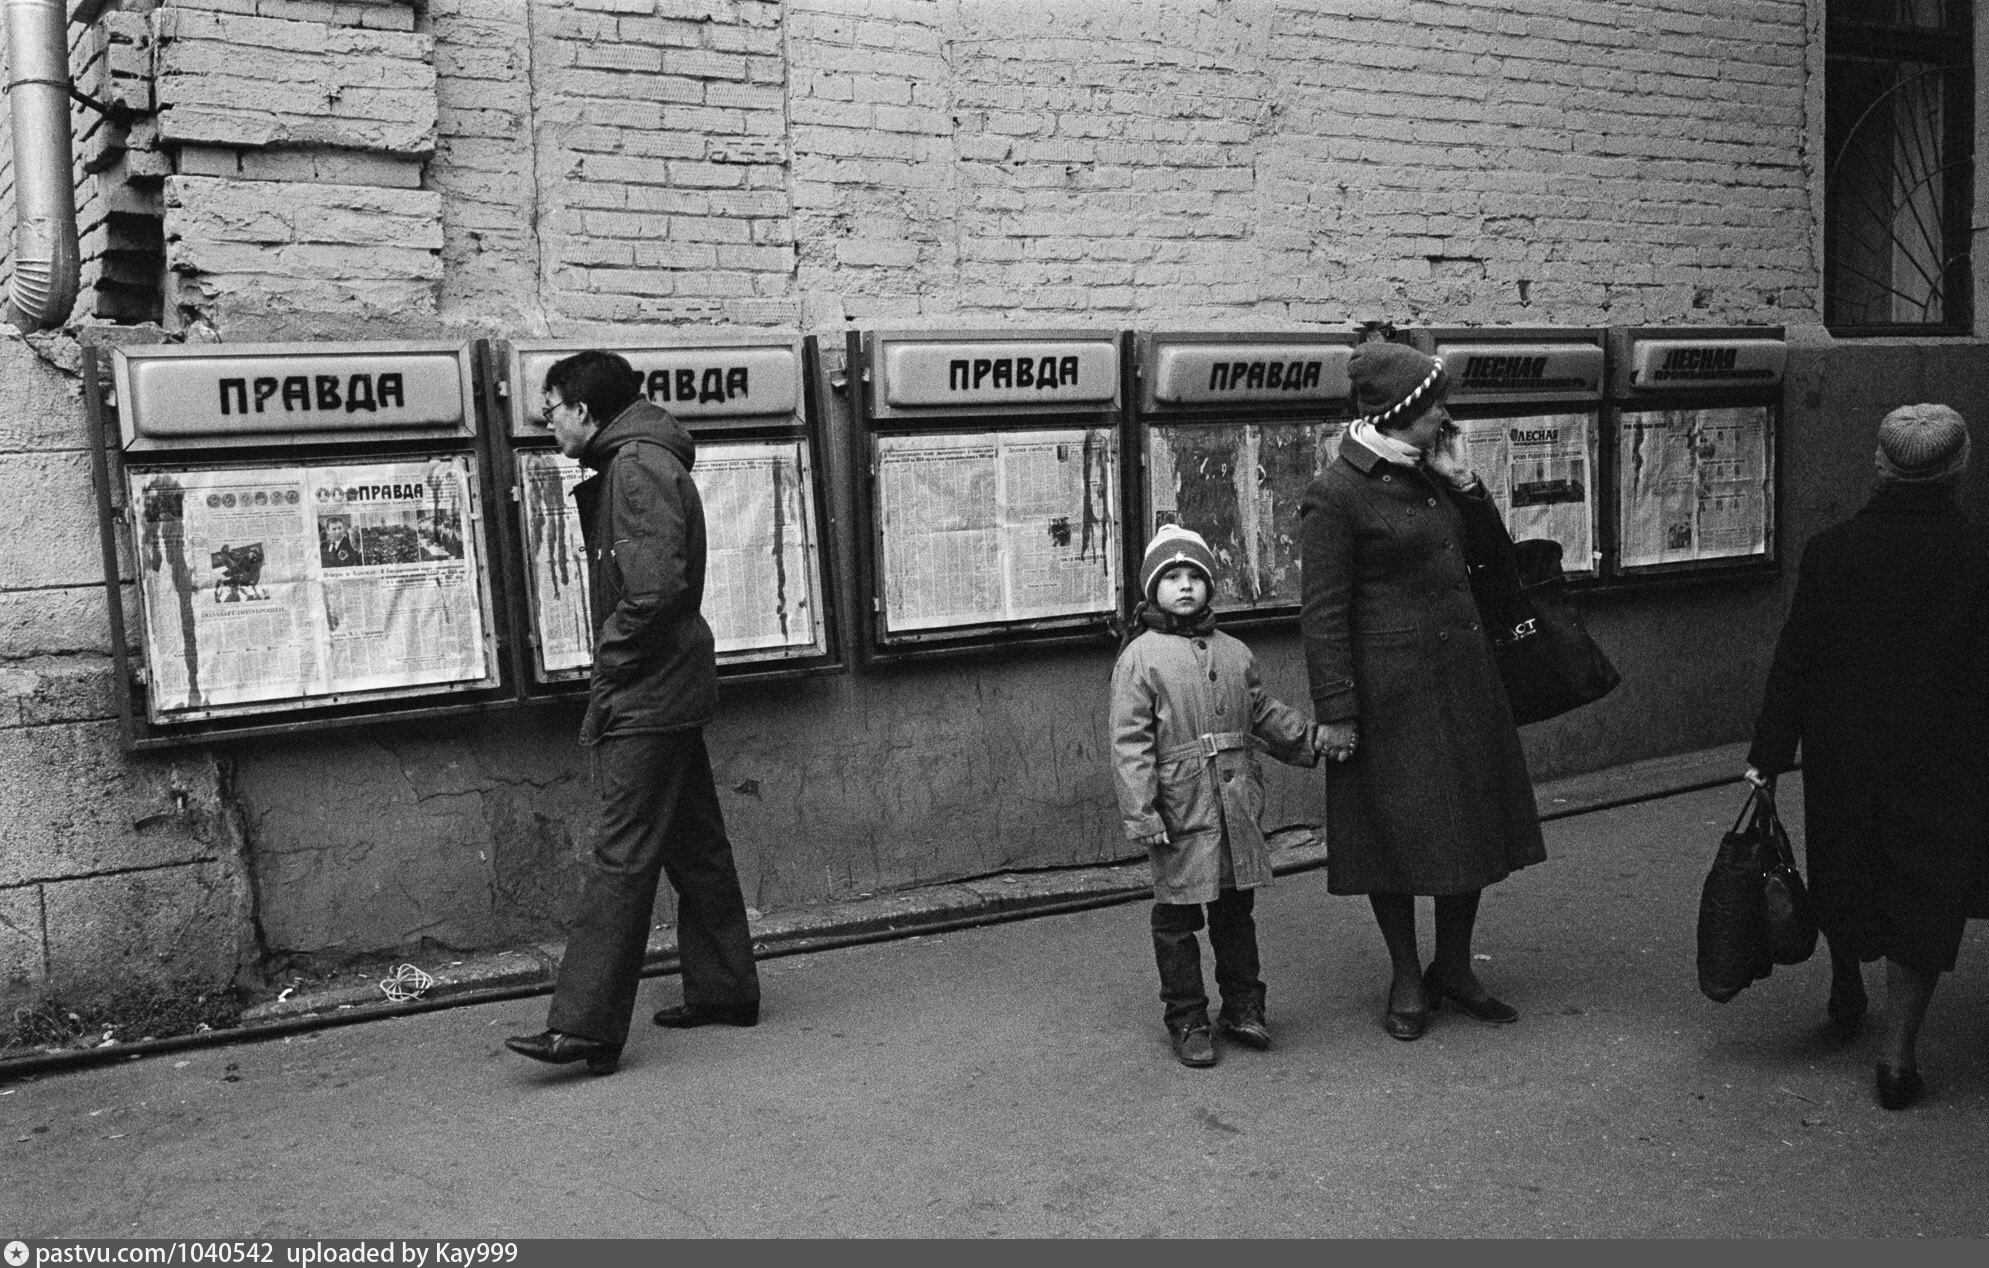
1605,327,1784,580
1408,327,1606,581
1130,332,1356,618
89,341,506,749
497,335,838,688
851,329,1125,658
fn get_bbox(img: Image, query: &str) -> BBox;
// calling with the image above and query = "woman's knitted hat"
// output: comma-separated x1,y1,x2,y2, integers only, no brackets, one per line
1348,341,1448,428
1875,403,1971,483
1139,524,1217,603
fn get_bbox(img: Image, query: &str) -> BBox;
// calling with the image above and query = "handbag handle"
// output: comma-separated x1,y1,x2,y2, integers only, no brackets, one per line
1728,785,1766,836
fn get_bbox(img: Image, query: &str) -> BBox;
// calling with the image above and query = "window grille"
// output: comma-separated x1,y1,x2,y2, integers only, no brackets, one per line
1825,0,1975,333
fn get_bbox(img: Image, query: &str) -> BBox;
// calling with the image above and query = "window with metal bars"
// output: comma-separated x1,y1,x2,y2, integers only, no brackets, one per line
1825,0,1975,334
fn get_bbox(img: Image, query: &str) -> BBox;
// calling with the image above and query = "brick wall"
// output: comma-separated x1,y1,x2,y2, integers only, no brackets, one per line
514,0,798,328
778,0,1815,329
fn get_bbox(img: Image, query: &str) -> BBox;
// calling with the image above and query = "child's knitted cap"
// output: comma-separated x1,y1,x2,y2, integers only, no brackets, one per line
1139,524,1217,603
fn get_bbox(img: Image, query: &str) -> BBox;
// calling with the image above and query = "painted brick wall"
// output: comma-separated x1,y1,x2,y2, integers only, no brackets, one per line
521,0,800,328
778,0,1815,329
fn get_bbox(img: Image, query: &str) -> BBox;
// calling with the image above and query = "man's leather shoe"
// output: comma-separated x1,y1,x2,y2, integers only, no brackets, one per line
1423,964,1518,1024
1875,1063,1923,1111
652,1002,759,1029
505,1029,621,1074
1217,1005,1272,1051
1169,1025,1218,1067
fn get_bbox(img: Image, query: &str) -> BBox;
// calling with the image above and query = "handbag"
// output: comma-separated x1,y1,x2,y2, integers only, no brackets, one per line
1457,492,1621,724
1695,786,1817,1003
1755,786,1819,966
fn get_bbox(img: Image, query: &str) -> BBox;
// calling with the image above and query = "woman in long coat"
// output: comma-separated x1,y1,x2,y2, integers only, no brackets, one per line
1299,342,1545,1040
1747,403,1989,1110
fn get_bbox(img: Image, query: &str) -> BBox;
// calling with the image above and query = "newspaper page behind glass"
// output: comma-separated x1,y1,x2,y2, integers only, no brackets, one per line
1617,406,1770,568
517,450,594,674
1147,421,1343,610
131,456,488,717
516,441,825,668
1458,413,1596,572
308,458,488,696
133,467,322,713
694,439,822,655
878,428,1119,633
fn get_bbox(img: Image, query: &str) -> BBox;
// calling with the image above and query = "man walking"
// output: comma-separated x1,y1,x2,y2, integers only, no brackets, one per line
507,350,761,1075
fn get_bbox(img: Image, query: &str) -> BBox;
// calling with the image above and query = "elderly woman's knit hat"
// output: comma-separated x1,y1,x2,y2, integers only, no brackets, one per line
1875,403,1970,484
1139,524,1217,603
1348,341,1449,428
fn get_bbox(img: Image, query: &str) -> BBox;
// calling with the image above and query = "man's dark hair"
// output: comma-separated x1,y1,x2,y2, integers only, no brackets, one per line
543,349,643,423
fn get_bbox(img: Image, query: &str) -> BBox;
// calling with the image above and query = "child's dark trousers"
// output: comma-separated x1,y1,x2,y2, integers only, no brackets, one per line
1151,887,1263,1030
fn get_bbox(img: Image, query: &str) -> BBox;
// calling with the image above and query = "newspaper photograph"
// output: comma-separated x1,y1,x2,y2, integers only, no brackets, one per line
1460,413,1597,574
1617,406,1771,569
129,456,491,718
878,428,1119,633
1147,421,1344,610
515,441,827,673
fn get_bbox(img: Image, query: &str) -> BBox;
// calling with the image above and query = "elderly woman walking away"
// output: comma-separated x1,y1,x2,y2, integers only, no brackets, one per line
1299,342,1546,1041
1747,403,1989,1110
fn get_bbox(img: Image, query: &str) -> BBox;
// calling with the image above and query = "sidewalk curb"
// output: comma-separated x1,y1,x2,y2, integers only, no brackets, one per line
0,743,1754,1081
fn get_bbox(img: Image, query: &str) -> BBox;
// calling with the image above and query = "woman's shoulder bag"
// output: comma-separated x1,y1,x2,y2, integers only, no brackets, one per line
1455,490,1621,725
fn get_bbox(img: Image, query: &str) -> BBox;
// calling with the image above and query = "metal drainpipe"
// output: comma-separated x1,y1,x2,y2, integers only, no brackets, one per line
3,0,81,332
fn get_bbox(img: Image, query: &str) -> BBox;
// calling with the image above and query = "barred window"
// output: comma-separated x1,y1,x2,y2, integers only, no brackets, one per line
1826,0,1975,333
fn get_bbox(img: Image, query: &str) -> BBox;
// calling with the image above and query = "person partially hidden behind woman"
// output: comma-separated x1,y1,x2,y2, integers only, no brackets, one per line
1747,403,1989,1110
1299,342,1547,1040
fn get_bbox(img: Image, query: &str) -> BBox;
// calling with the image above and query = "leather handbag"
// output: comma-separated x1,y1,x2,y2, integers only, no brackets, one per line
1457,492,1620,725
1755,786,1819,966
1696,786,1817,1003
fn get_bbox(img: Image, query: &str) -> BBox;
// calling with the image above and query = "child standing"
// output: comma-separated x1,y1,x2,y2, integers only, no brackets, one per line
1110,525,1324,1067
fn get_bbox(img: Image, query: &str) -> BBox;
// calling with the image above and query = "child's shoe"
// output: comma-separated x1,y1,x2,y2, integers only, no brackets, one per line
1217,1003,1271,1050
1168,1022,1218,1067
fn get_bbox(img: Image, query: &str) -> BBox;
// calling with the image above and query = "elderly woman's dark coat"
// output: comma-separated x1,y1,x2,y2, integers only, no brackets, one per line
1748,482,1989,969
1299,439,1546,895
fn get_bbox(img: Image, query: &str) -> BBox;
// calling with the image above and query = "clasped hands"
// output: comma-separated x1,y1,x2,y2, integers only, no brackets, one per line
1314,721,1359,763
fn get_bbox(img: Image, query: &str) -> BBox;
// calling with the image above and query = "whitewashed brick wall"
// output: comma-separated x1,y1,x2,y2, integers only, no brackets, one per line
772,0,1815,328
521,0,800,328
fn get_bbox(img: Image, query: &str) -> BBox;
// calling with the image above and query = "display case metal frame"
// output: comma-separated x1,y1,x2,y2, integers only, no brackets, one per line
1127,330,1357,628
490,332,845,693
847,327,1130,663
88,340,516,751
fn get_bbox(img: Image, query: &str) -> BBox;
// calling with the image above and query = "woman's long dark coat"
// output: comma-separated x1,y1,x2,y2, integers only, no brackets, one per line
1299,441,1545,895
1748,482,1989,952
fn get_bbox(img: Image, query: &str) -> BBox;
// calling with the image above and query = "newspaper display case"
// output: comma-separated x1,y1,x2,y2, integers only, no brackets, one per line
849,329,1126,660
89,341,509,749
1605,327,1785,581
496,334,839,690
1408,327,1607,580
1129,331,1357,621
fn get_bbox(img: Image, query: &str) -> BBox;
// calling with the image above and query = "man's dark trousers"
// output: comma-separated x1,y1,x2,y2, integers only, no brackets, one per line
548,728,760,1046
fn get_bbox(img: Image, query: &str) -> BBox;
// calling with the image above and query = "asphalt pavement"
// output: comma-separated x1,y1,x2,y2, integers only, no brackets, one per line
5,775,1987,1238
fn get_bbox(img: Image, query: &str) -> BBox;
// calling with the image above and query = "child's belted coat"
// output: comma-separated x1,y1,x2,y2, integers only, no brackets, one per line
1111,629,1316,904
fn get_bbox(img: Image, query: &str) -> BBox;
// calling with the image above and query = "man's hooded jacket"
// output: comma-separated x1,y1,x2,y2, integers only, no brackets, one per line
571,398,717,743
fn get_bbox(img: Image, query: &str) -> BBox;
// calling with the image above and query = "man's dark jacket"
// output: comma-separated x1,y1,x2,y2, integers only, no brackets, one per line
572,398,716,744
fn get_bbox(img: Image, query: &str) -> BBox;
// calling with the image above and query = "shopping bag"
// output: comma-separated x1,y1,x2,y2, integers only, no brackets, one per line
1457,493,1621,726
1696,788,1777,1002
1756,789,1819,966
1491,539,1622,725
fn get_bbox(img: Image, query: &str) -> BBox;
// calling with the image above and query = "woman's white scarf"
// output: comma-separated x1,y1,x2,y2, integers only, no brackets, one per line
1348,418,1424,466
